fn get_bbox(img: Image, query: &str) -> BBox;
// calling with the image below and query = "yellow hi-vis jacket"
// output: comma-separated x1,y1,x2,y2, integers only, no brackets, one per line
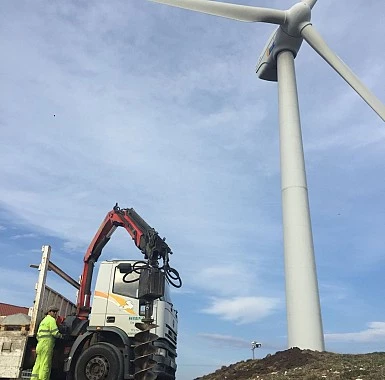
36,314,62,341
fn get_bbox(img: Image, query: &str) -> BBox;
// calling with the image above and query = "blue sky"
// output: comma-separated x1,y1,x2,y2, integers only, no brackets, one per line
1,0,384,379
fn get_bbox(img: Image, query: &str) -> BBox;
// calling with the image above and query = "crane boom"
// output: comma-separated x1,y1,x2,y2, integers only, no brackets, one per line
77,203,171,319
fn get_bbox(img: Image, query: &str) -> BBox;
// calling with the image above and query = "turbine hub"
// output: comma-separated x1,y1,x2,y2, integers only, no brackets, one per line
284,2,311,37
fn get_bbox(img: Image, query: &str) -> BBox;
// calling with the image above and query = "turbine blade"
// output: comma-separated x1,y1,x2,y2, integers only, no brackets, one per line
305,0,317,9
149,0,286,24
301,24,385,121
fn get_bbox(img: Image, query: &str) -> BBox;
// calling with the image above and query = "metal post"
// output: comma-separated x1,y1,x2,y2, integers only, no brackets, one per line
277,50,325,351
251,341,261,359
29,245,51,336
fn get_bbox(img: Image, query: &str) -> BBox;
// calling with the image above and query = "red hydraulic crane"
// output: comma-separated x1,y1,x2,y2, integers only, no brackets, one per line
76,203,172,319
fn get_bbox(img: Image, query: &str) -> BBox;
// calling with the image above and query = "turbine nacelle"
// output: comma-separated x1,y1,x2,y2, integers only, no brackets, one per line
149,0,384,120
256,2,311,82
256,27,303,82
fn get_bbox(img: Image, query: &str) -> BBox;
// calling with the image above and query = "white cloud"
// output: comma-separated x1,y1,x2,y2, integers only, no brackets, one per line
191,265,258,297
198,333,252,349
0,267,36,307
202,296,281,324
10,233,38,240
62,240,87,254
326,322,385,343
320,283,348,303
199,333,283,350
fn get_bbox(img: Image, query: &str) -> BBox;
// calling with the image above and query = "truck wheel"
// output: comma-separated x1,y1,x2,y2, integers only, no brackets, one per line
74,342,123,380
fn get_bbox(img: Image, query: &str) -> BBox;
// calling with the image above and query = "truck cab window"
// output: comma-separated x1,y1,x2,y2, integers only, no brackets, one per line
112,267,140,298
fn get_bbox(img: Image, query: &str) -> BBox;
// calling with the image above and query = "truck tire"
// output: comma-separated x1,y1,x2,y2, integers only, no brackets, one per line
74,342,123,380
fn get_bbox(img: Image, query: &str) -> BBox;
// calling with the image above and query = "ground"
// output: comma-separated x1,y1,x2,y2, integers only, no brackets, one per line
195,347,385,380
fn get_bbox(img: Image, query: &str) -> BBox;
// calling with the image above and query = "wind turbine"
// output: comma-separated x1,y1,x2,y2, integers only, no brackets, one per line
147,0,385,351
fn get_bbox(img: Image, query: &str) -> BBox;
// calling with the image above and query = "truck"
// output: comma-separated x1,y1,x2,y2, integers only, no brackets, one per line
0,204,181,380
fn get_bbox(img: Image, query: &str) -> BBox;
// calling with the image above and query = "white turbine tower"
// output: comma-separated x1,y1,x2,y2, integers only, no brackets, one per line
147,0,385,351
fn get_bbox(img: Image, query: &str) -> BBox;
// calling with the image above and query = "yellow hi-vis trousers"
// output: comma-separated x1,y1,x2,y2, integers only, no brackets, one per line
31,338,54,380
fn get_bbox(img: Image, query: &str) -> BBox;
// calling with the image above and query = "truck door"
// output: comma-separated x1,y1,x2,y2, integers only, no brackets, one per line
89,262,113,327
105,262,141,335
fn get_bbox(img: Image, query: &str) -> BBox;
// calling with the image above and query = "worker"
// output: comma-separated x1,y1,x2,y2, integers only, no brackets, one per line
31,305,63,380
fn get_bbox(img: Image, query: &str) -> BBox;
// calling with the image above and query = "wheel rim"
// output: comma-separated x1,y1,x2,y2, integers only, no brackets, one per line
85,355,110,380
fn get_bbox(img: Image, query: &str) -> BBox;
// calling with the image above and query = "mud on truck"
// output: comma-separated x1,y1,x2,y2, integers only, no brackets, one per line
0,204,181,380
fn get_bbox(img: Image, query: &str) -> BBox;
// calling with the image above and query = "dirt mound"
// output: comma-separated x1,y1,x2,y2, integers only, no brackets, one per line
254,347,316,373
195,348,385,380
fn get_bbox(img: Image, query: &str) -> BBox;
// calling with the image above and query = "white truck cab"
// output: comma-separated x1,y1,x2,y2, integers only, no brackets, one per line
90,260,178,346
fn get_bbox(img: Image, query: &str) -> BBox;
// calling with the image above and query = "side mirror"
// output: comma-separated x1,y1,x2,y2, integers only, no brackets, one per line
117,263,132,274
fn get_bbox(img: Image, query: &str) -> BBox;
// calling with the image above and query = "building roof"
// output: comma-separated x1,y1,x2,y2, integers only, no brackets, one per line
0,302,29,317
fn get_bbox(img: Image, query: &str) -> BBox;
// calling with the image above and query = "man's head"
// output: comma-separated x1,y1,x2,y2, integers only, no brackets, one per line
47,305,59,316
